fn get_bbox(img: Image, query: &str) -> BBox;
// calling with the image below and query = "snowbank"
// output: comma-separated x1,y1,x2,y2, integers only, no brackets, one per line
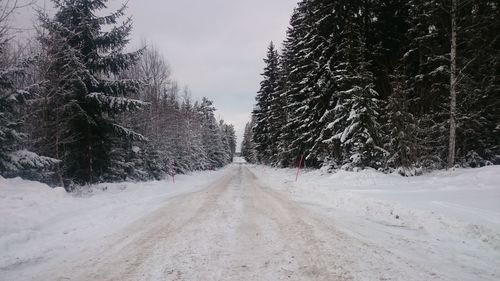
250,165,500,280
0,168,227,278
252,166,500,242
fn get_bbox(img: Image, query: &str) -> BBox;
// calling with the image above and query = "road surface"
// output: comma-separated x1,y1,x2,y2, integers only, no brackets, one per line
40,165,440,281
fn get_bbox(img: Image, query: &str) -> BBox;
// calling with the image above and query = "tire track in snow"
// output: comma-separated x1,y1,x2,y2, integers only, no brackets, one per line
43,165,443,281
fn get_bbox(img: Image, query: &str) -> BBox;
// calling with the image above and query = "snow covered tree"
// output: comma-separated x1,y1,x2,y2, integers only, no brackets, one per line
117,54,235,177
241,119,256,163
277,1,321,168
0,60,59,179
37,0,146,185
0,2,59,181
221,121,236,162
199,98,227,169
304,0,359,167
384,71,419,176
453,0,500,167
339,85,384,170
393,0,450,169
253,42,280,165
253,0,498,174
177,92,208,172
332,26,384,170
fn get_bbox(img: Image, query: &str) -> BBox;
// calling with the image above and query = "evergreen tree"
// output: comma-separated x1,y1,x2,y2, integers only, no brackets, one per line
199,98,226,169
384,71,419,175
286,0,334,167
339,74,384,170
454,0,500,166
241,119,257,163
0,10,59,181
253,42,280,165
38,0,145,185
221,122,237,162
277,1,320,167
402,0,450,169
0,53,59,179
252,0,498,174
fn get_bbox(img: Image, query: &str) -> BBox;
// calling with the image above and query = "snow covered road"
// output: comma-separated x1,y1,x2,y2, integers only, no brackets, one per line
1,165,499,280
37,165,357,281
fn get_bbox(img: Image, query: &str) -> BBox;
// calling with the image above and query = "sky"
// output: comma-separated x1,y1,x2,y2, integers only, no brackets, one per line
13,0,298,151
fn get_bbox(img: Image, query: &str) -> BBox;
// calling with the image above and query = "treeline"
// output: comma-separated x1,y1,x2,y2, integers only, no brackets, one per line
242,0,499,175
0,0,235,189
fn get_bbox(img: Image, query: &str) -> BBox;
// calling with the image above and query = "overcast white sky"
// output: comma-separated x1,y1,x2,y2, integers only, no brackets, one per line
13,0,298,151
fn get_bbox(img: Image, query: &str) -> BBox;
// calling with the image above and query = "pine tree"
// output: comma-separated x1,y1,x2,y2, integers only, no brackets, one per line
191,100,210,170
266,65,285,165
253,42,280,165
401,0,450,169
287,0,338,167
241,119,257,163
335,29,384,170
307,0,358,167
253,0,498,174
38,0,146,185
339,80,384,170
276,1,313,167
199,98,226,169
454,0,500,166
384,71,419,175
0,11,59,180
221,122,237,162
175,93,197,173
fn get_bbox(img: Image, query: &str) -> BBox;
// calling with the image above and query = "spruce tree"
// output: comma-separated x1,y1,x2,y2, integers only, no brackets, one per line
276,1,313,167
401,0,450,169
38,0,145,185
0,11,59,181
384,71,419,175
287,0,337,167
454,0,500,166
253,42,280,165
0,52,59,179
241,120,257,163
221,122,236,162
334,24,384,170
199,98,226,169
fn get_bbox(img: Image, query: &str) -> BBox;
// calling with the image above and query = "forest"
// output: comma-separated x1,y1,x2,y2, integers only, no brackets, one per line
0,0,236,189
242,0,499,175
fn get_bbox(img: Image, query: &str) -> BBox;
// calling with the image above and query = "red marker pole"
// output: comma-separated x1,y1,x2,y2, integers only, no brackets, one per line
295,154,304,182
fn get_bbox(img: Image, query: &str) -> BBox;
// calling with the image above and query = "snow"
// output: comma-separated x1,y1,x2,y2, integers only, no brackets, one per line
0,168,229,280
250,165,500,280
232,156,247,164
7,150,60,170
430,65,447,76
1,164,499,280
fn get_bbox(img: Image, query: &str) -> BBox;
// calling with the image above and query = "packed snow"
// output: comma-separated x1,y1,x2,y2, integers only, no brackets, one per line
0,168,228,280
252,165,500,280
1,164,499,280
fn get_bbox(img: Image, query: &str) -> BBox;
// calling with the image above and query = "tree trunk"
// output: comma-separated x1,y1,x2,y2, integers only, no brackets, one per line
448,0,458,168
